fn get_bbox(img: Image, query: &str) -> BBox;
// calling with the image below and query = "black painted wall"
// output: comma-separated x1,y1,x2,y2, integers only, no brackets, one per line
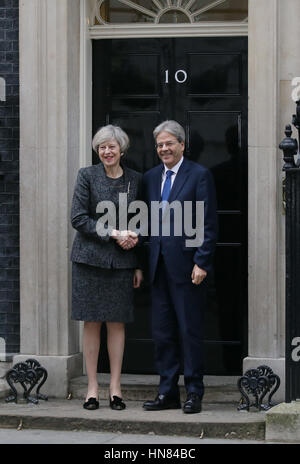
0,0,19,359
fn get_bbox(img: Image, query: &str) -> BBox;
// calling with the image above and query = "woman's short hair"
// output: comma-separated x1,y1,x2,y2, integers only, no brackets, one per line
153,120,185,143
92,125,130,154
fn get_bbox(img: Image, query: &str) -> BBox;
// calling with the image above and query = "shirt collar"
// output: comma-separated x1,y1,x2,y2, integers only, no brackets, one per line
163,156,184,176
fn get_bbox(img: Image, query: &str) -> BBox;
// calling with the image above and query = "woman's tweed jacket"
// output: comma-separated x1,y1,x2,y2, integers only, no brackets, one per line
70,162,142,269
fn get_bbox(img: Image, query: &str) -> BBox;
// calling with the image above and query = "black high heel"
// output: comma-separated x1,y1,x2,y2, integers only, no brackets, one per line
83,397,99,410
109,395,126,410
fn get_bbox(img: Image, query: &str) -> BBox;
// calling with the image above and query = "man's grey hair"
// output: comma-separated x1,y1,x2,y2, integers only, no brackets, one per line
153,120,186,143
92,124,130,154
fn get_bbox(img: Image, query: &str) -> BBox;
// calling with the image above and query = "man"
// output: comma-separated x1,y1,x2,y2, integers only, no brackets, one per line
142,120,217,414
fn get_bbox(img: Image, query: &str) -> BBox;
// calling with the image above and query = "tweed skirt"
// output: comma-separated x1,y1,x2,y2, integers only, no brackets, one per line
71,262,135,323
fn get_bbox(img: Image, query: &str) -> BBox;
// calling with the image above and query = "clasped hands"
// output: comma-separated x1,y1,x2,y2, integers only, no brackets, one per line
111,229,138,250
112,230,206,285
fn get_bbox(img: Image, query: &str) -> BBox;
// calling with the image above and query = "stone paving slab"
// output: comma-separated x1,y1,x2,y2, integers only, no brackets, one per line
265,401,300,443
0,428,265,445
0,399,265,441
70,374,240,387
70,374,241,403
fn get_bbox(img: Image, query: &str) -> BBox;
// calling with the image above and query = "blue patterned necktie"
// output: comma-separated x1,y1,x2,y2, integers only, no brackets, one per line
161,170,174,212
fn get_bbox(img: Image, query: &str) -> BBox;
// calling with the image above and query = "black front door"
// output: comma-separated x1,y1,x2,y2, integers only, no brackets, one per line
93,36,248,375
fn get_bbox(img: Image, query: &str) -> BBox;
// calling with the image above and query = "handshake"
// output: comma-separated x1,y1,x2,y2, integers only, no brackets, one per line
111,229,138,250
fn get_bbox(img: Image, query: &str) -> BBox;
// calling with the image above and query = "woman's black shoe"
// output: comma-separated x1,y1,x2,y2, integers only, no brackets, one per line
109,395,126,410
83,397,99,410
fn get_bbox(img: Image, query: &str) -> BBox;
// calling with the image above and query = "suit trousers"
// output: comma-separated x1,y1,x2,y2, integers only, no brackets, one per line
151,254,206,399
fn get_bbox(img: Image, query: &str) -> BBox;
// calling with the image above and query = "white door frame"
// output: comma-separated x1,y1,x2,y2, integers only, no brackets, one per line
89,22,248,39
79,0,250,365
80,0,248,166
79,0,285,402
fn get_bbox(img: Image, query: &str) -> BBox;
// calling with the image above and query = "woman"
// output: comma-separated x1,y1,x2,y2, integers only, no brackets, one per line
70,125,143,411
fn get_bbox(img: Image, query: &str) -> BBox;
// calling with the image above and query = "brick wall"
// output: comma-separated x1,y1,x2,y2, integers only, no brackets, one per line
0,0,19,359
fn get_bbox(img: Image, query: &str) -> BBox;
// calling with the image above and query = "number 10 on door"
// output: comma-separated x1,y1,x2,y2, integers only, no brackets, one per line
165,70,188,84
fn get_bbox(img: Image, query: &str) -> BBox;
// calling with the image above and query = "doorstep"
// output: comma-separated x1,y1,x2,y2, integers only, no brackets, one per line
70,374,241,403
0,398,266,441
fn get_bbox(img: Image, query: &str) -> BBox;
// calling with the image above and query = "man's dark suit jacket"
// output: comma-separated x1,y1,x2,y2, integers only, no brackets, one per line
142,157,218,283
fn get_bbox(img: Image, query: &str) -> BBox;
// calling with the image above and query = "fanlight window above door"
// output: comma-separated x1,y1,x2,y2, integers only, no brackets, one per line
91,0,248,25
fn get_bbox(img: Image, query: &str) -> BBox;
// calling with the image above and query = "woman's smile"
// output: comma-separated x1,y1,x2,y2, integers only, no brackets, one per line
98,138,122,170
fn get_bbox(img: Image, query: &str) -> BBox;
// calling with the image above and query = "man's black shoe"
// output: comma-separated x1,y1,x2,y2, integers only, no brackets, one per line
143,394,181,411
183,392,202,414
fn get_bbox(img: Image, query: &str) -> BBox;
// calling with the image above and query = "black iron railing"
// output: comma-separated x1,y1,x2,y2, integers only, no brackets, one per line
279,99,300,403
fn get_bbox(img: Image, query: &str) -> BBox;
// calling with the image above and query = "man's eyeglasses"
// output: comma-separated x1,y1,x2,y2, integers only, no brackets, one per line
156,141,178,150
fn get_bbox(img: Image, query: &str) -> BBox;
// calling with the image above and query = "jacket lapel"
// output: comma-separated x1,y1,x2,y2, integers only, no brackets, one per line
94,162,131,199
94,162,106,199
168,158,190,202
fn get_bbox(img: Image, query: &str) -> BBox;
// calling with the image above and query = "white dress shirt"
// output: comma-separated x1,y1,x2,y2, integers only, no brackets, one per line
161,156,184,195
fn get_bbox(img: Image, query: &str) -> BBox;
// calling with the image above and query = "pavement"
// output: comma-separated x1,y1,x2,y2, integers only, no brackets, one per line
0,373,268,442
0,428,268,445
0,399,267,441
1,372,300,444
